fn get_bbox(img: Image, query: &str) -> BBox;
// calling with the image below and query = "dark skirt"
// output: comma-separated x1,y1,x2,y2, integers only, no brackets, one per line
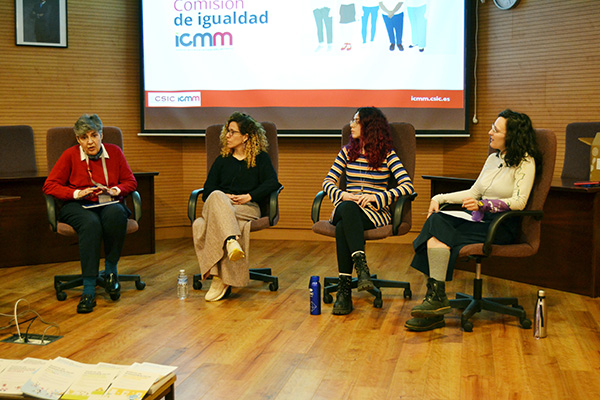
410,211,519,281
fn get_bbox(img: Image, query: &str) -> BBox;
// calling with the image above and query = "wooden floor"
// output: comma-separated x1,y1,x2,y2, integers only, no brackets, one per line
1,238,599,400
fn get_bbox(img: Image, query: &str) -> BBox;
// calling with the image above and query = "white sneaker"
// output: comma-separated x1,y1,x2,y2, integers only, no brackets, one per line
226,238,245,262
205,276,230,302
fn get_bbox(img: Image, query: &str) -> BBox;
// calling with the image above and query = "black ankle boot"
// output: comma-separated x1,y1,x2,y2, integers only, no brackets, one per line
410,277,451,317
352,252,374,292
405,315,445,331
333,275,353,315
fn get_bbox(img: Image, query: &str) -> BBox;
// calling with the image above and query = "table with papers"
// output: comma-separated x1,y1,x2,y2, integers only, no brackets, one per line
0,358,176,400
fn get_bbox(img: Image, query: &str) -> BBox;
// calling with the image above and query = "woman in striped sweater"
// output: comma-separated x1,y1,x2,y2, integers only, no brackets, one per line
322,107,415,315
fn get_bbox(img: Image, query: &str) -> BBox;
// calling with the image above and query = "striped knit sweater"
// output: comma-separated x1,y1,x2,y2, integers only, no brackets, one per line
323,147,415,227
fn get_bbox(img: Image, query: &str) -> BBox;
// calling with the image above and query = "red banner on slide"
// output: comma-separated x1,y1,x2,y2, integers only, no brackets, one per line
146,89,463,109
202,89,462,108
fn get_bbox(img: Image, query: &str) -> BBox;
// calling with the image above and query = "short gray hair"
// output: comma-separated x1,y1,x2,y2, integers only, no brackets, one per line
74,114,103,137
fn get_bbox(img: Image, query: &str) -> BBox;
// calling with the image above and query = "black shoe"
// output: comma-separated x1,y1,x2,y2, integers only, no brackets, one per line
77,294,96,314
104,273,121,295
352,252,374,292
332,275,353,315
411,278,451,317
389,43,395,51
405,316,445,332
397,43,404,51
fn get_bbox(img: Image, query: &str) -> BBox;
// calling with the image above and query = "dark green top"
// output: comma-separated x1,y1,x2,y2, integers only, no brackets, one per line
202,152,280,204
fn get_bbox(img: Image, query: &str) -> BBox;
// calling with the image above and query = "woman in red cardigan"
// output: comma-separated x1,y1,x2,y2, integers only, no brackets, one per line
43,114,137,314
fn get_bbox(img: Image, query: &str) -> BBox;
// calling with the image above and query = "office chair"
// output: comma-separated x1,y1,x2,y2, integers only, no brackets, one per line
45,126,145,301
311,122,417,308
449,129,556,332
561,122,600,181
0,125,37,175
188,122,284,292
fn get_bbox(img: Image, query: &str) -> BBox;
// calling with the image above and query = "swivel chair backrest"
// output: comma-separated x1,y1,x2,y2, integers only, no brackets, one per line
561,122,600,181
46,126,124,171
520,128,556,253
0,125,37,175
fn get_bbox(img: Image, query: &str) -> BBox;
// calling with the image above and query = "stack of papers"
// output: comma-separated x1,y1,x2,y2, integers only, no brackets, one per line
0,358,47,396
99,363,177,400
0,358,177,400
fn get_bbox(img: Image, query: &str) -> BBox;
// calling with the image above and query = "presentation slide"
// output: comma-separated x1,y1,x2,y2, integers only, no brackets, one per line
141,0,470,136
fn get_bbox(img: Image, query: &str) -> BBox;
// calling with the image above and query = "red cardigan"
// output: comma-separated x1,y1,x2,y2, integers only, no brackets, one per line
43,143,137,202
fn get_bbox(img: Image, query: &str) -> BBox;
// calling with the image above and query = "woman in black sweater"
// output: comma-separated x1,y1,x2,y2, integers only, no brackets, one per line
193,112,280,301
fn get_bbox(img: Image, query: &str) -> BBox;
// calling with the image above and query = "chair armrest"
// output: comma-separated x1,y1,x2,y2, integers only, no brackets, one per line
188,188,204,224
130,190,142,222
267,185,284,226
44,194,58,232
481,209,544,255
311,191,327,223
391,193,418,235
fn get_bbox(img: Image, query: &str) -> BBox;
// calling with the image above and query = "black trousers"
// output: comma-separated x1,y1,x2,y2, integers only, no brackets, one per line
59,201,129,278
332,201,375,274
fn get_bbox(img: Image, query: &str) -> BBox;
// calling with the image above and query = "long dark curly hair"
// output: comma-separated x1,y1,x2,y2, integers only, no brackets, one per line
498,109,542,172
346,107,393,169
220,112,269,168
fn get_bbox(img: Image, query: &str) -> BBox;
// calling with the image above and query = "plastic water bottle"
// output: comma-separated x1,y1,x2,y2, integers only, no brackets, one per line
534,289,547,338
309,276,321,315
177,269,188,300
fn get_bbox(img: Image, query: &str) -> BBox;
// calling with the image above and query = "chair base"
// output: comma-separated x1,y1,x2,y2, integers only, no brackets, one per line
322,275,412,309
449,277,531,332
192,268,279,292
54,271,146,301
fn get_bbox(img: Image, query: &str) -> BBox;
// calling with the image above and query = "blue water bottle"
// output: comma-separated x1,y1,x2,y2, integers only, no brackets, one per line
309,276,321,315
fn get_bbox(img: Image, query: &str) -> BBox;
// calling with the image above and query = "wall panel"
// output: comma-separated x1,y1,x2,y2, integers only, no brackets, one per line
1,0,599,240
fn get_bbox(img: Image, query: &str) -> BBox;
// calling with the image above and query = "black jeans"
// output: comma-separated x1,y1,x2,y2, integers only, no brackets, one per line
59,201,129,278
332,201,375,274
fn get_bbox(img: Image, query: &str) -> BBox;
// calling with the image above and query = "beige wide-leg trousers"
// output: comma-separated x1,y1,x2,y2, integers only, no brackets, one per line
192,190,261,287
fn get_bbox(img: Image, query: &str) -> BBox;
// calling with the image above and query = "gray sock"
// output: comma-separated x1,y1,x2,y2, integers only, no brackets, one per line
427,247,450,282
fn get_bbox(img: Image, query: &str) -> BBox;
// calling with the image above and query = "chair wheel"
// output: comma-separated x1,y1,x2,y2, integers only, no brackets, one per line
462,320,473,332
135,280,146,290
323,293,333,304
403,288,412,299
56,291,67,301
269,280,279,291
520,318,532,329
110,292,121,301
373,298,383,308
193,281,202,290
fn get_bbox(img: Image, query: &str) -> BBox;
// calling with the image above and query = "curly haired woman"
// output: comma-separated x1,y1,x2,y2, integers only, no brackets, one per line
322,107,415,314
405,109,542,331
193,112,281,301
